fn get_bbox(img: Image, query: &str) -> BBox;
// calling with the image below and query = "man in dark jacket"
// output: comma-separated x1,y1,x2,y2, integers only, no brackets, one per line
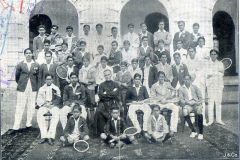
8,48,39,135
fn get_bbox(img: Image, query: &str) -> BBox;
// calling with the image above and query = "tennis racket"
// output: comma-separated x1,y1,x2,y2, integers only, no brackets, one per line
152,53,159,65
87,65,99,84
221,58,232,70
123,127,138,136
73,140,89,152
56,65,68,79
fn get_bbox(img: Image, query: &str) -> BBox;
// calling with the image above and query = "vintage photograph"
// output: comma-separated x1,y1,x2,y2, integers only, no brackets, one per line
0,0,239,159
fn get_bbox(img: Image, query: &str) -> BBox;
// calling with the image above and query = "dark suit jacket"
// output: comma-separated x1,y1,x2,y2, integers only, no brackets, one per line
141,65,158,88
138,46,154,68
71,48,83,70
104,117,127,136
15,61,39,92
38,63,59,89
126,86,149,103
154,49,171,64
190,33,201,47
59,65,79,90
171,63,189,88
173,31,191,51
63,83,86,106
64,116,88,138
138,32,154,48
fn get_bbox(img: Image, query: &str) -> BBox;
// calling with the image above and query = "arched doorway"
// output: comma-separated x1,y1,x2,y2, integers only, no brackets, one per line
213,11,236,76
29,0,79,49
29,14,52,50
145,12,169,34
120,0,168,38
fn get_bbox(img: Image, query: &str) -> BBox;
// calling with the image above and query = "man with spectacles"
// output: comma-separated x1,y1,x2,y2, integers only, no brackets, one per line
33,25,48,60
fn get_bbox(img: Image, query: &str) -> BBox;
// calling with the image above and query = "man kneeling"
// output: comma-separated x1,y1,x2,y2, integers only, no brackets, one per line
100,106,136,148
145,105,170,143
37,73,61,145
60,104,89,146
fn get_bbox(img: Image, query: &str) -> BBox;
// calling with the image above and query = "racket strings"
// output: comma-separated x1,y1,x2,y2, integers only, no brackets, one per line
56,66,68,79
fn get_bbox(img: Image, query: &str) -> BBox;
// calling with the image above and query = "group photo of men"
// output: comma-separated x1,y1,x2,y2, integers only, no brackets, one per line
1,0,238,159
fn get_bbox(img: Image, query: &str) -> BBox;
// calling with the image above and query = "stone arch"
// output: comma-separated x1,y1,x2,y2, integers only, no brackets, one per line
120,0,169,38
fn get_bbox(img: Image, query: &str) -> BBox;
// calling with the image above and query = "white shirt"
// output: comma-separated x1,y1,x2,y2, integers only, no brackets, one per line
65,34,77,52
143,65,151,87
174,48,188,62
196,46,210,62
72,116,80,135
133,84,141,96
128,65,142,78
186,85,193,100
142,45,149,53
123,32,139,49
24,60,34,89
112,117,120,131
67,65,75,79
179,30,186,38
122,48,138,65
69,83,80,94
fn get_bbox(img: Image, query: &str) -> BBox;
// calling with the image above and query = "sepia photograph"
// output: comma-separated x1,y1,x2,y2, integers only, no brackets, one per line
0,0,239,159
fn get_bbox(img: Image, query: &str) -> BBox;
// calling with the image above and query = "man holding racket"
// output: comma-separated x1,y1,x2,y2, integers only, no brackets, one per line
100,106,136,148
150,71,179,135
126,73,151,134
60,104,89,147
205,49,225,126
37,73,61,145
60,72,87,130
95,69,120,135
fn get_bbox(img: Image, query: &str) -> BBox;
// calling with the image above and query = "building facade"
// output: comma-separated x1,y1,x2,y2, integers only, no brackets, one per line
0,0,238,88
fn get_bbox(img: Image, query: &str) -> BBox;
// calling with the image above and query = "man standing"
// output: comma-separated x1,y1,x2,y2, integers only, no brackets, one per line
33,25,48,60
153,20,172,51
123,23,139,53
174,40,188,63
38,51,59,88
173,21,191,51
80,24,92,54
8,48,39,134
205,49,225,126
107,27,122,53
171,52,189,89
138,22,154,48
37,73,61,145
64,26,78,53
154,39,171,64
48,25,60,46
93,24,106,54
190,23,202,47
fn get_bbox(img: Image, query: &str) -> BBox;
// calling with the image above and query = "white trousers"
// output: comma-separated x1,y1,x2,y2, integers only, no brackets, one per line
160,103,179,132
207,86,223,123
60,105,87,130
128,104,152,132
37,107,60,139
13,88,37,130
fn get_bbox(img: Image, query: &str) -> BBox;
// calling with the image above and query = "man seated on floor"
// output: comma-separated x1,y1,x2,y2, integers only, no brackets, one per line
126,73,151,134
178,75,204,140
145,104,171,143
95,69,120,136
60,72,87,130
150,71,179,136
60,104,89,146
100,105,136,148
37,73,61,145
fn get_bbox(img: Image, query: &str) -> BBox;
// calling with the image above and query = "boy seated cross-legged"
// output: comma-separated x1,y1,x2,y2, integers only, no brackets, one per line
100,105,136,148
60,104,89,146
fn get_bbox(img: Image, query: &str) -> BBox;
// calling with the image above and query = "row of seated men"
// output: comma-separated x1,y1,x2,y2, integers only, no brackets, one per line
8,46,225,147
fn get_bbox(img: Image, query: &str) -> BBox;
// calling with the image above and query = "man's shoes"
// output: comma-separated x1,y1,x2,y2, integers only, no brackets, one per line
101,140,107,147
7,129,19,135
203,122,208,126
216,121,225,125
39,138,47,144
198,134,203,140
190,132,198,138
48,138,54,146
207,122,213,126
109,142,115,148
26,126,34,131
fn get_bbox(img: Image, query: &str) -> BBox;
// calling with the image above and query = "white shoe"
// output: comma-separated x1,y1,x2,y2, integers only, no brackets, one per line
190,132,198,138
185,122,189,126
207,122,213,126
203,122,208,126
216,121,225,125
198,134,203,140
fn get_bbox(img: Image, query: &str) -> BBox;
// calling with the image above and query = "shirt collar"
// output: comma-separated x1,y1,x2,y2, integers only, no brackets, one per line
180,30,185,33
158,48,165,52
69,82,80,88
23,60,34,64
158,29,166,33
133,84,142,88
144,64,152,68
37,34,46,38
66,64,75,68
152,114,161,122
140,31,148,35
66,34,76,38
111,117,120,121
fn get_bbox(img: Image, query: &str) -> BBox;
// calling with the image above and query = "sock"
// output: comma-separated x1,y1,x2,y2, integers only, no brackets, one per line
184,115,196,132
198,114,203,134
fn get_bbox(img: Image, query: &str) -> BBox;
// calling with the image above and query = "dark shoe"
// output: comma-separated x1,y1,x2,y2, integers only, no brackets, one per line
48,138,54,146
39,138,47,144
26,126,34,131
7,129,18,135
